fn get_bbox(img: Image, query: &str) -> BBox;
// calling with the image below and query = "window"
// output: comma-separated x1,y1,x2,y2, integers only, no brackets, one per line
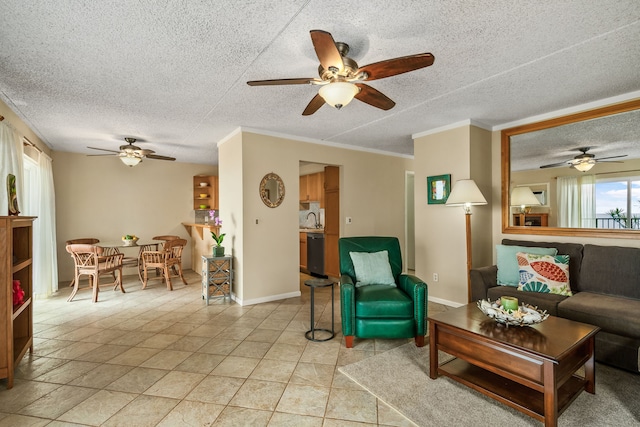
595,177,640,229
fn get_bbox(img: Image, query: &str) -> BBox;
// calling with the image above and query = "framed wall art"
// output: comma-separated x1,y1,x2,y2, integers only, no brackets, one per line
427,174,451,204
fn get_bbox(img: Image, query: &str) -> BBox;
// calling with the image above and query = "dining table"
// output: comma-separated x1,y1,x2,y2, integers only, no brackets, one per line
97,240,164,283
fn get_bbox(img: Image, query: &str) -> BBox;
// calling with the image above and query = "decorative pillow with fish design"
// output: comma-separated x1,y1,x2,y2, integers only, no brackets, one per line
516,252,572,296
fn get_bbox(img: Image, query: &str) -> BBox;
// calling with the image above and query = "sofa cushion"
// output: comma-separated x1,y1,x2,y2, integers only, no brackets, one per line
558,292,640,338
487,286,566,316
578,244,640,299
349,250,396,288
502,239,584,293
517,253,572,296
355,285,413,319
496,244,557,287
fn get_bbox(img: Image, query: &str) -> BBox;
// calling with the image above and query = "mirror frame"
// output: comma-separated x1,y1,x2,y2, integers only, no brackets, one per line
502,98,640,239
260,172,285,208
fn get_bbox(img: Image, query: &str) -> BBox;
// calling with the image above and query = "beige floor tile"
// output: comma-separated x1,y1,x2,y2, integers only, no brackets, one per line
166,335,211,352
258,317,291,331
75,344,130,363
249,359,297,383
56,327,104,341
198,339,242,355
275,384,329,417
289,362,335,388
321,419,378,427
267,411,323,427
212,406,272,427
210,356,260,378
57,389,137,426
33,360,100,385
143,371,205,399
0,380,60,412
263,343,306,363
102,394,180,427
185,375,245,404
18,384,97,419
299,341,340,365
325,388,377,424
331,369,367,390
44,341,103,360
78,328,127,344
138,320,176,333
245,328,283,343
105,367,169,393
229,341,273,359
175,352,224,374
162,322,202,335
138,333,183,349
377,400,415,427
14,356,68,380
69,364,133,388
275,330,309,345
32,339,75,357
156,400,224,426
107,347,161,366
140,349,193,370
0,414,50,427
108,331,156,346
228,379,286,411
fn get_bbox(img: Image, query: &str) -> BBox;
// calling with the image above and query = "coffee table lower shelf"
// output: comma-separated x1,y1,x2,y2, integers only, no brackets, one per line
438,358,586,422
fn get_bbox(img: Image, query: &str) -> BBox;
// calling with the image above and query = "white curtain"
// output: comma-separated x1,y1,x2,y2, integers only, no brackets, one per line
580,174,596,228
557,175,596,228
557,176,579,227
33,154,58,298
0,121,24,214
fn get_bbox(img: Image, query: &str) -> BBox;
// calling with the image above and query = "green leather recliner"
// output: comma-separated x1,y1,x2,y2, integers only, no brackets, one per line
339,236,428,348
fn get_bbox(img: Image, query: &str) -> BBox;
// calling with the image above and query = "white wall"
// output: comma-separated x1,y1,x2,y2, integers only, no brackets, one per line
53,151,217,281
219,130,413,305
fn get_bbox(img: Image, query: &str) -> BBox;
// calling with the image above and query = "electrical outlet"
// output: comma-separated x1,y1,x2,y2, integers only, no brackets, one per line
433,273,439,282
345,217,352,224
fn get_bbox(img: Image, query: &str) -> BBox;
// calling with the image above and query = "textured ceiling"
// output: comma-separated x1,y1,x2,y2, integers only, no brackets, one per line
1,1,639,165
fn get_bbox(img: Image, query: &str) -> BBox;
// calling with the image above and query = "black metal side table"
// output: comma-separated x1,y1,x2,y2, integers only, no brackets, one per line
304,278,335,342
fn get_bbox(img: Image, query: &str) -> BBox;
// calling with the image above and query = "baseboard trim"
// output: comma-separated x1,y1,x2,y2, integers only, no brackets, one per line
429,296,464,308
234,291,302,306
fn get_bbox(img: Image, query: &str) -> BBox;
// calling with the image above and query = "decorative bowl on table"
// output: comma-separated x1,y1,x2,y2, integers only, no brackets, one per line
477,299,549,327
122,235,139,246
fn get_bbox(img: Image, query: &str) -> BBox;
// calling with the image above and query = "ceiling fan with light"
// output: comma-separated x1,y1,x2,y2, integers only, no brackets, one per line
247,29,435,115
87,137,176,166
539,147,627,172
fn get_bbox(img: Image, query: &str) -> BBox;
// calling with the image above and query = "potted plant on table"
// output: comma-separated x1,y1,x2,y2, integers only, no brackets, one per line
209,210,226,257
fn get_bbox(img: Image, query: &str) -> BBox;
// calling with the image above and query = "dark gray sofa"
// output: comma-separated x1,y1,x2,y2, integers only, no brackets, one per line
470,239,640,373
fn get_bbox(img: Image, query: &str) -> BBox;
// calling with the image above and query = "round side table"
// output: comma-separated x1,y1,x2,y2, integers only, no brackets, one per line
304,278,335,342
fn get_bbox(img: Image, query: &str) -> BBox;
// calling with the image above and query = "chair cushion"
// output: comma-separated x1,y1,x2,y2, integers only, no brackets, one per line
496,244,557,287
517,252,572,296
349,250,396,287
355,285,413,319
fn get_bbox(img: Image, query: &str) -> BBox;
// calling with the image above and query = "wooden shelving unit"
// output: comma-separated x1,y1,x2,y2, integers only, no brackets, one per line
193,175,219,211
1,216,36,389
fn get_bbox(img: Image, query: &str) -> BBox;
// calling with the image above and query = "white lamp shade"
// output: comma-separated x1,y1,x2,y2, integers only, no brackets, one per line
445,179,487,206
572,160,596,172
119,154,142,167
318,82,359,109
510,186,541,207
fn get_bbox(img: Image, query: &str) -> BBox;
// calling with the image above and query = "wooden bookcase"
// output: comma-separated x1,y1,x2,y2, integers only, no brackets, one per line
193,175,219,211
1,216,35,389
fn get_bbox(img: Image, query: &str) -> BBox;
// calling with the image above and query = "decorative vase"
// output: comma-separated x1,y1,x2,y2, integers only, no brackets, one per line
213,246,225,257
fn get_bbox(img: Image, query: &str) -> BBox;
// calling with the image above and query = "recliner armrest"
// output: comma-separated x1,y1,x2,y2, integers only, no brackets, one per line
470,265,497,302
399,274,428,336
340,274,355,336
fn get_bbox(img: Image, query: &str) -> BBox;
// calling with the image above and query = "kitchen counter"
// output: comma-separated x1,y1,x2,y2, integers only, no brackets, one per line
300,228,324,233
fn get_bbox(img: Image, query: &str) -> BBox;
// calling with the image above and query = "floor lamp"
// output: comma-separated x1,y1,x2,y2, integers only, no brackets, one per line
445,179,487,303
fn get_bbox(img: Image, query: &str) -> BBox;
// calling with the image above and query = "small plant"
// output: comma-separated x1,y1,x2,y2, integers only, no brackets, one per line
209,210,225,246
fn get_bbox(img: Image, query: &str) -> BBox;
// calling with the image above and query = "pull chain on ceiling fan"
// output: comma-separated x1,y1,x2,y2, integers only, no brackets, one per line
247,30,435,115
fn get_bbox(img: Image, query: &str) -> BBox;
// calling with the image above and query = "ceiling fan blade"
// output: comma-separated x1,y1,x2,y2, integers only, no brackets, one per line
310,30,344,72
247,78,316,86
87,154,117,157
302,94,325,116
145,154,176,161
354,84,396,110
87,146,120,154
596,154,628,161
358,53,435,81
540,161,570,169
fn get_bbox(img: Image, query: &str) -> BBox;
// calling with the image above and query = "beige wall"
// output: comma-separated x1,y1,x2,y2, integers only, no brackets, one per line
219,130,413,305
53,151,217,281
414,124,492,306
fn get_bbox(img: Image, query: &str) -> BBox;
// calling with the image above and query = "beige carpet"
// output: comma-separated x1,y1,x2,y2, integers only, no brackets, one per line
339,343,640,427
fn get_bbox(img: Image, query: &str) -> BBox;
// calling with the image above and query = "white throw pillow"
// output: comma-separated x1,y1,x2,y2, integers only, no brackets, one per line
349,250,396,288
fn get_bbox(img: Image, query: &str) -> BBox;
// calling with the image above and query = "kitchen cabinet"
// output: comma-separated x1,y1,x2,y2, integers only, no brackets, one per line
1,216,35,389
300,232,307,270
324,166,339,277
193,175,219,211
299,172,324,207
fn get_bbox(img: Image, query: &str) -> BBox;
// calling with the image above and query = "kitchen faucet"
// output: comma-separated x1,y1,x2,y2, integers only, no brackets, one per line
306,211,320,228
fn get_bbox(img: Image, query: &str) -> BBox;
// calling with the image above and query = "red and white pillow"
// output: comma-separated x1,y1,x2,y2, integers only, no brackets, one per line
517,252,572,296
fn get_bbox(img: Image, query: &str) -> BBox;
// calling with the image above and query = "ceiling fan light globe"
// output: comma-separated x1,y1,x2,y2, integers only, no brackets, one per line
119,154,142,167
319,82,359,109
573,160,595,172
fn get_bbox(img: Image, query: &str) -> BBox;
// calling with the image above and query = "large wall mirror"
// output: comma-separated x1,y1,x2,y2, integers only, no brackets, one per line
502,98,640,239
260,172,285,208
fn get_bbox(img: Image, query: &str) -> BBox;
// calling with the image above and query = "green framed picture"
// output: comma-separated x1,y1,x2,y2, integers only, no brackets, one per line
427,174,451,204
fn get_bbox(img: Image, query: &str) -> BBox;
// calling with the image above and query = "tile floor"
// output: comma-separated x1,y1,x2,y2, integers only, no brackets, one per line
0,270,450,426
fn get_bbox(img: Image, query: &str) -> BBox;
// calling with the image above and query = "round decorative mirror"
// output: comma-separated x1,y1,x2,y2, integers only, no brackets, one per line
260,172,285,208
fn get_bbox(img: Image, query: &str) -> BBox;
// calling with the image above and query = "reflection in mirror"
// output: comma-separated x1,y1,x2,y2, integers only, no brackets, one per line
260,172,285,208
502,99,640,238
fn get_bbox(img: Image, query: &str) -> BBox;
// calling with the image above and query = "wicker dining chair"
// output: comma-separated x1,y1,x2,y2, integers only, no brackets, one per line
141,238,188,290
65,238,100,287
66,243,124,302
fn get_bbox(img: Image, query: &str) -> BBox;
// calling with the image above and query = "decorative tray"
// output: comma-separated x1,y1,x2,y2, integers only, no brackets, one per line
477,299,549,327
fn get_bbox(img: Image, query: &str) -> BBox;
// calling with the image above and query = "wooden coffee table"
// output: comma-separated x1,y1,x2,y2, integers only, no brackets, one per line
428,304,600,427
